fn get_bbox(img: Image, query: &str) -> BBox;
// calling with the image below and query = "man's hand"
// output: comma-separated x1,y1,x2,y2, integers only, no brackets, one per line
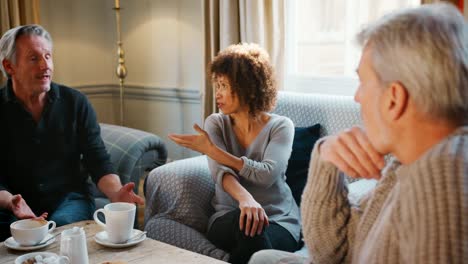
320,126,385,179
238,195,269,237
109,182,145,205
9,194,48,220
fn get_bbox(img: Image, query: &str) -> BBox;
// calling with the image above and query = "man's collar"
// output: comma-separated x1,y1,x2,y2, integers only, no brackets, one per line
1,79,60,103
2,79,15,103
48,82,60,102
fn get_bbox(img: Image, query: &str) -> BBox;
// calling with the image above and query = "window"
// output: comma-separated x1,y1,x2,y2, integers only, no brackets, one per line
285,0,420,95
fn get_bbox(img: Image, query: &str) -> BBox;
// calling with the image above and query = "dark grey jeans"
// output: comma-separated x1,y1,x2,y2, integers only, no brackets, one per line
207,209,300,264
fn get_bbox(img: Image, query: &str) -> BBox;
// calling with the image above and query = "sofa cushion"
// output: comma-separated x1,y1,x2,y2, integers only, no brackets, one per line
286,124,321,206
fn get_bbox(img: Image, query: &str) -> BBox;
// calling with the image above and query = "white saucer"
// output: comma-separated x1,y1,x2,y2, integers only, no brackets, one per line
4,234,56,251
94,229,146,248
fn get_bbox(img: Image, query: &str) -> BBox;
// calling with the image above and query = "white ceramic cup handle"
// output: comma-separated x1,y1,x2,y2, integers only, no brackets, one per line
93,209,106,227
48,220,56,233
58,256,70,264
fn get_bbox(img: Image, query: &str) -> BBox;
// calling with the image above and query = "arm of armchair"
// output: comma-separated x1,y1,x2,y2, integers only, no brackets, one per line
92,123,168,208
144,156,229,261
144,155,214,232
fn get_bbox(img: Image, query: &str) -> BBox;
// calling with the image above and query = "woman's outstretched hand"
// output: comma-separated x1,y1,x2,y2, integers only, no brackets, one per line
168,124,214,154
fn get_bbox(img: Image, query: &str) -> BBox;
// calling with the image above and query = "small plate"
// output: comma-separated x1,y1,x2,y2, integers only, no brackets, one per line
94,229,146,248
15,252,68,264
4,233,55,251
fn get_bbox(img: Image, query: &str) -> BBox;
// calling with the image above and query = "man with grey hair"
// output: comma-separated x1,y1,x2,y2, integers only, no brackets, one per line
249,3,467,264
0,24,144,242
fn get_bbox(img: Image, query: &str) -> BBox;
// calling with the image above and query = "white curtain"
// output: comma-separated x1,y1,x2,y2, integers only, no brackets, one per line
202,0,286,120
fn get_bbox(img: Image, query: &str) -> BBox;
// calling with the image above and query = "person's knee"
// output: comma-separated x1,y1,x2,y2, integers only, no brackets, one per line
49,213,84,226
236,228,270,248
50,203,94,226
248,249,306,264
248,250,282,264
50,193,95,226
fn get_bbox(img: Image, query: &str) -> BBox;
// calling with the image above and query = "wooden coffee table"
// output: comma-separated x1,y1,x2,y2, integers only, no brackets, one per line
0,220,226,264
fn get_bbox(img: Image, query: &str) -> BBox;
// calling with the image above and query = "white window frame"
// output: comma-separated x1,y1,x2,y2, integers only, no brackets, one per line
284,0,420,96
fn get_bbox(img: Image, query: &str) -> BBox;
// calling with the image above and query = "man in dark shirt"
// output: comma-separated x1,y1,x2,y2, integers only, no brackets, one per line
0,25,144,241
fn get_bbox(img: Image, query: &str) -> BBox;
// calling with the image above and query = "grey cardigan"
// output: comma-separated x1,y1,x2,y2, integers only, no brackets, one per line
205,113,301,241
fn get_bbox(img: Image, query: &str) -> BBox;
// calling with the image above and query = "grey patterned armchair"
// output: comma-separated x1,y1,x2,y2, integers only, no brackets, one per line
90,123,168,210
144,91,377,261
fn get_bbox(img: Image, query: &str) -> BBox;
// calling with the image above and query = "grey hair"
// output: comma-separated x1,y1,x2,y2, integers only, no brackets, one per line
357,3,468,125
0,24,53,78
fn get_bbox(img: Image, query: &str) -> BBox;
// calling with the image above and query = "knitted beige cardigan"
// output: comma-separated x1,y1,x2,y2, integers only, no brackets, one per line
301,126,468,264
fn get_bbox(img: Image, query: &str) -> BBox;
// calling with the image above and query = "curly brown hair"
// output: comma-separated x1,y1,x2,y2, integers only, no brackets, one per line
209,43,277,117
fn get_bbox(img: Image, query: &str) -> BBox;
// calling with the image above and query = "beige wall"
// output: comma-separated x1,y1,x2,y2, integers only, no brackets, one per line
40,0,116,85
40,0,204,160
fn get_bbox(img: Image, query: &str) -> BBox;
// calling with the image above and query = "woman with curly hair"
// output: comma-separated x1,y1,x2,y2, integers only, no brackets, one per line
169,43,301,264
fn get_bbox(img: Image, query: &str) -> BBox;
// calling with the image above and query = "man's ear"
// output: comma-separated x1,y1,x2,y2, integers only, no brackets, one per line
383,81,409,121
2,59,14,76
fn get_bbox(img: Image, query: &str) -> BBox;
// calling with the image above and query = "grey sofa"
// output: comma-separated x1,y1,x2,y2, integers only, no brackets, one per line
144,91,377,261
90,123,168,210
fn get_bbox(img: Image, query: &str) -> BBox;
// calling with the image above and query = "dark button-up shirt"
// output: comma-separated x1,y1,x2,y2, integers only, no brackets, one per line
0,80,115,214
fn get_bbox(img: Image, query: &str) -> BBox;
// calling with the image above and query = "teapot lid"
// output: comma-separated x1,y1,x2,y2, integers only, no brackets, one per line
62,226,85,237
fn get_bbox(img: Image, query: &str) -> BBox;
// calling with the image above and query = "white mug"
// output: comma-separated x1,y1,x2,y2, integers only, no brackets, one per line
93,202,136,243
60,227,89,264
10,219,56,246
